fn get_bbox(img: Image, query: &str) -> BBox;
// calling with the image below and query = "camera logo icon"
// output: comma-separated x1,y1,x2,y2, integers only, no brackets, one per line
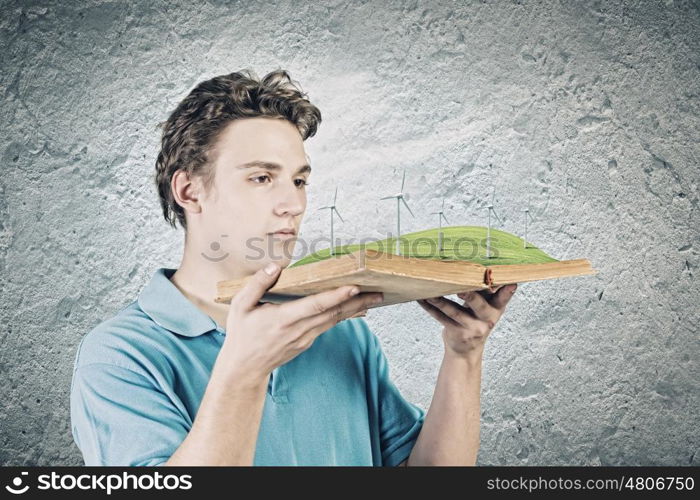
5,471,29,494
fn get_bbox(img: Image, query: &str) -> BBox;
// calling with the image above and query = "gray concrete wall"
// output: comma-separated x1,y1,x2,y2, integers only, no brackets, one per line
1,0,698,465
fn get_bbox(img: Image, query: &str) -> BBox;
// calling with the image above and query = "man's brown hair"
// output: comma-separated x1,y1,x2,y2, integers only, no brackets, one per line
154,69,322,231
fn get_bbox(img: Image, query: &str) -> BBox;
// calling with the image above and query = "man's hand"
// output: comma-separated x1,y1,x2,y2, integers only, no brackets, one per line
416,284,518,363
219,262,383,384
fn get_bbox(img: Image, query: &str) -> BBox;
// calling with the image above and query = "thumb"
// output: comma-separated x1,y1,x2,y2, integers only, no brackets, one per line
233,262,282,311
491,283,517,310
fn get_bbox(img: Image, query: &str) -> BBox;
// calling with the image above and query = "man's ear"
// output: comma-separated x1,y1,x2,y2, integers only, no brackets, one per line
171,169,205,216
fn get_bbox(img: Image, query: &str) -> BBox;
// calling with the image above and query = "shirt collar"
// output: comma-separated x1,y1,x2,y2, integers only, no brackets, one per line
137,268,218,337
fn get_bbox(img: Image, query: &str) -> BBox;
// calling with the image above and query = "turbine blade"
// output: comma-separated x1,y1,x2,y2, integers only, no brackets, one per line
333,186,338,205
492,208,502,225
528,212,535,222
441,197,445,211
333,207,344,222
491,186,496,205
401,169,406,192
402,197,415,217
380,195,395,200
318,206,331,210
442,213,449,224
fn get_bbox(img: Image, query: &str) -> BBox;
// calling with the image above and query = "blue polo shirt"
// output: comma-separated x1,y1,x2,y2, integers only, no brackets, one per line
70,267,425,466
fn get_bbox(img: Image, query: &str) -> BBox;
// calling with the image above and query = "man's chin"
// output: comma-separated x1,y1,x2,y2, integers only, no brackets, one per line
266,235,297,256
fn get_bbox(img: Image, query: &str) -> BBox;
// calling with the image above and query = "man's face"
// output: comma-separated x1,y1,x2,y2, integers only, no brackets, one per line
195,117,310,274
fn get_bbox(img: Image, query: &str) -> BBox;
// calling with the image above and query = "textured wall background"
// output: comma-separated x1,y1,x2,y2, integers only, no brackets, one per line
1,0,698,466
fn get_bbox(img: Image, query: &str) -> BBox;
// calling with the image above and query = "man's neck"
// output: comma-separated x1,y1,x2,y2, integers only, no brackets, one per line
169,247,250,332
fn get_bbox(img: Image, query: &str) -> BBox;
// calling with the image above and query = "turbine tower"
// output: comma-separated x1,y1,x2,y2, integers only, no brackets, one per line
485,186,503,259
430,197,450,255
380,169,415,256
523,196,535,249
318,186,345,256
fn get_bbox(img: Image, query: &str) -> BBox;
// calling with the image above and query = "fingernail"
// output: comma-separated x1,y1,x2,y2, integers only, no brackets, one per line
349,287,360,296
373,294,384,304
264,262,279,275
511,285,517,293
426,298,436,304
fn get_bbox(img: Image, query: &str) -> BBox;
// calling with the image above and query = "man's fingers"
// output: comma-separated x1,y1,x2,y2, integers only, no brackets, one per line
278,285,370,324
416,300,460,327
232,262,283,311
421,296,484,329
348,309,368,318
293,292,382,334
490,284,518,310
456,290,500,323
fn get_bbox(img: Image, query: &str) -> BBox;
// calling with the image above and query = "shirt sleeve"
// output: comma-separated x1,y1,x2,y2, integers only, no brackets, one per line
366,326,426,466
70,362,190,466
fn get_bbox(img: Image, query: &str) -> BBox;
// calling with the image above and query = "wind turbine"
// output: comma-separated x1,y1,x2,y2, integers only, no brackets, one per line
318,186,345,256
485,186,503,259
430,197,450,255
380,169,415,256
523,196,535,249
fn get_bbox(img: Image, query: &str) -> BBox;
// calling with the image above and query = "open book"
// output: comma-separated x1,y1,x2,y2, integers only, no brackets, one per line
214,247,597,309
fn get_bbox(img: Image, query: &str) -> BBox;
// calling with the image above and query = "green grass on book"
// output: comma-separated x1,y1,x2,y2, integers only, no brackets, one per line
290,225,558,268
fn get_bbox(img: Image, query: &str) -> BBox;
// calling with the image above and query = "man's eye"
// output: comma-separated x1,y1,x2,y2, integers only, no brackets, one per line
250,175,309,187
251,175,271,184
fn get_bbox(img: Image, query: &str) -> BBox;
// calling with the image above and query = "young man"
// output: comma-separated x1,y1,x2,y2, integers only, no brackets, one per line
70,69,517,466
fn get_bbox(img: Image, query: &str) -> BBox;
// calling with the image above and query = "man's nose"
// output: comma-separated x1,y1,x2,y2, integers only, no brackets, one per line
274,182,305,216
